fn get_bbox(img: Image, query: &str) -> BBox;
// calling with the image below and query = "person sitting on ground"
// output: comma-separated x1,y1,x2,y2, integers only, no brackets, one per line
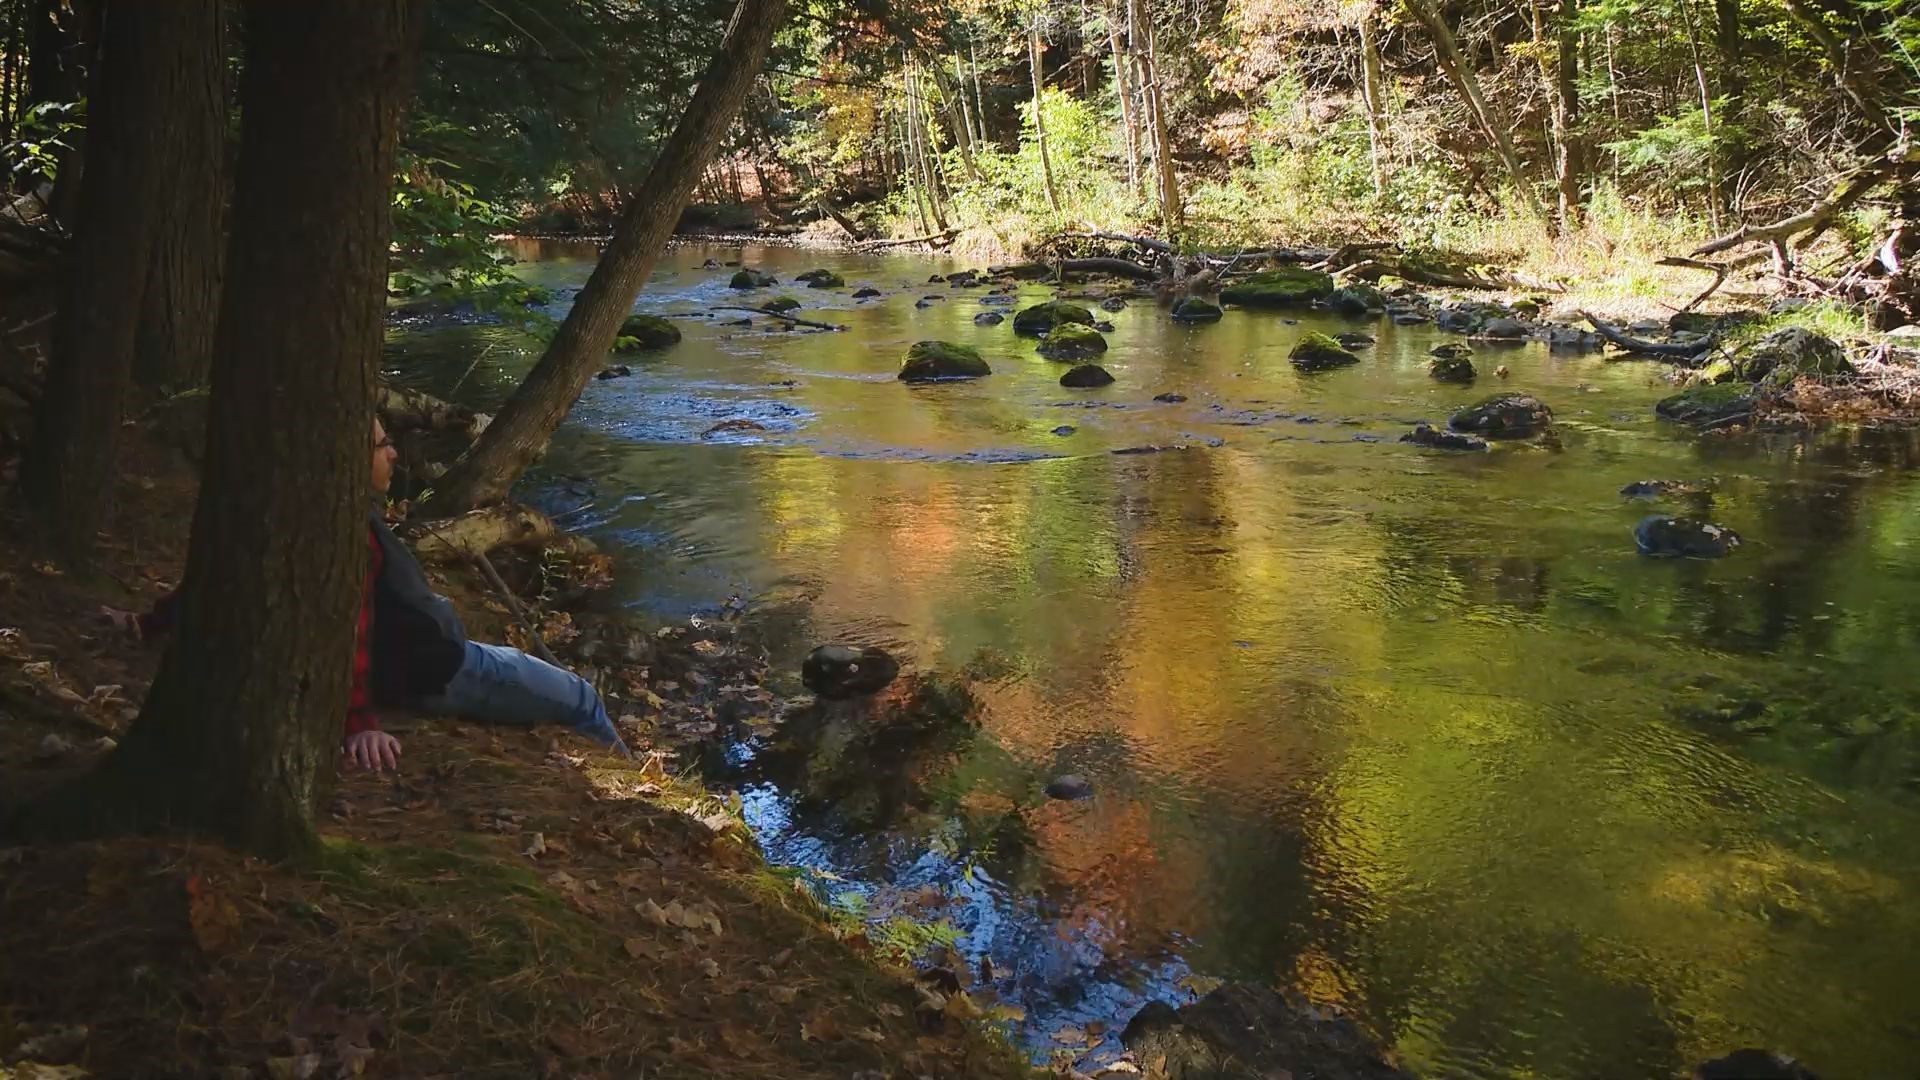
106,417,629,772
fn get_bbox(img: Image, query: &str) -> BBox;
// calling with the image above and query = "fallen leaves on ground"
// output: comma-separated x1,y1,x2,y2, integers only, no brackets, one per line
185,874,240,953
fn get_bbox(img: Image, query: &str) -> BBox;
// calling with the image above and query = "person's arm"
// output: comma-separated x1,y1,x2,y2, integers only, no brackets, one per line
341,539,400,772
100,589,180,641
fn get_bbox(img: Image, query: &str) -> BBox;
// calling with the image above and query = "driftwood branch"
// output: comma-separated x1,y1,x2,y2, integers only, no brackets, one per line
856,229,956,249
1059,256,1158,281
1581,311,1711,359
710,304,846,331
1058,229,1174,254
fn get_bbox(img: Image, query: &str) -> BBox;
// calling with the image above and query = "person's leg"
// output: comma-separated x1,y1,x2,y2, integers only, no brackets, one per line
418,641,628,754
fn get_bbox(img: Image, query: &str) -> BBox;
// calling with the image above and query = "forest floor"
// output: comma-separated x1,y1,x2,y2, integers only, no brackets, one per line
0,414,1039,1079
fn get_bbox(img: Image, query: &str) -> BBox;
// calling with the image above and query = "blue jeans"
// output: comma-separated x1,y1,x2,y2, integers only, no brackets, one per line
418,641,627,754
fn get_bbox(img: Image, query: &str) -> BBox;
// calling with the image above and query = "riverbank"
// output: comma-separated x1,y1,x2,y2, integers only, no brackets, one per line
0,415,1038,1079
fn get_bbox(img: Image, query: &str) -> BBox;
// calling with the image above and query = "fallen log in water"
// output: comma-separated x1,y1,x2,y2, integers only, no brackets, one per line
710,304,846,331
1581,311,1713,360
400,504,597,563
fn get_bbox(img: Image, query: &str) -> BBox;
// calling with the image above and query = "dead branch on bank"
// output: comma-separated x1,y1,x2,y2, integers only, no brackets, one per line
855,229,956,250
1581,311,1713,360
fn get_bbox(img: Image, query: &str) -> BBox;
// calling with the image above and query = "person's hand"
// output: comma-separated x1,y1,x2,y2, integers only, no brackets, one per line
342,730,401,773
99,606,142,641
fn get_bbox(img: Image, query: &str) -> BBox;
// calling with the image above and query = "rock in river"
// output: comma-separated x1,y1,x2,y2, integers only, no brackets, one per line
1477,316,1529,340
794,268,844,288
1012,299,1097,337
1621,479,1707,499
1171,297,1224,323
1122,983,1410,1080
1635,515,1740,558
1154,392,1188,403
614,314,681,351
1733,326,1852,386
764,295,802,313
1326,283,1386,315
1336,332,1375,349
1430,342,1473,361
802,645,901,699
898,341,991,382
973,311,1005,326
1060,364,1115,388
728,268,777,289
1037,323,1108,360
1220,267,1335,308
1694,1049,1820,1080
1655,384,1753,427
852,286,882,299
1044,774,1093,800
1449,393,1552,438
1401,423,1487,451
1289,332,1361,372
1100,296,1129,312
1429,352,1476,383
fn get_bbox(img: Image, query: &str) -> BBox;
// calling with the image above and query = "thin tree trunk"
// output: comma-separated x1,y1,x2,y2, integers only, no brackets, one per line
8,0,422,859
932,58,980,183
133,2,226,393
1028,21,1061,211
1532,0,1581,226
1105,0,1143,198
421,0,789,514
1403,0,1551,227
902,63,936,233
1358,8,1388,196
1674,0,1722,226
1132,0,1181,230
23,0,216,552
1712,0,1744,209
952,50,982,157
969,37,988,144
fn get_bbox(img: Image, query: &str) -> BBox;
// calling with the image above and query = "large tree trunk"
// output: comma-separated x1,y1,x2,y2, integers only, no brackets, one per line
6,0,422,859
1713,0,1745,210
1403,0,1551,228
421,0,788,515
1132,0,1181,231
21,0,213,554
132,2,227,393
1027,21,1061,212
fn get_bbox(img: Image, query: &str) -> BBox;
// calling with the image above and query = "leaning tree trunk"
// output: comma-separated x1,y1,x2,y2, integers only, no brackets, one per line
132,2,226,393
1132,0,1182,231
1027,21,1061,212
421,0,789,515
1403,0,1551,228
6,0,422,859
21,0,214,556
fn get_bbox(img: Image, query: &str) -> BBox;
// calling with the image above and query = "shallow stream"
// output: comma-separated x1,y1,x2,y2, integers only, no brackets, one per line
387,240,1920,1079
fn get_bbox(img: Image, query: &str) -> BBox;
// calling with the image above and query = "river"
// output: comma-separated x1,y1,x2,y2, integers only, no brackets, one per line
385,239,1920,1079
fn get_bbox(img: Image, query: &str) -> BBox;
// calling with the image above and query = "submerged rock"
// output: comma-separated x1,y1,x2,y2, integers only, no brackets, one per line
852,286,883,299
1336,332,1375,349
614,314,681,350
1733,326,1852,386
1044,774,1093,800
1289,332,1361,372
1220,267,1335,308
801,645,901,699
1326,283,1386,315
1635,515,1740,558
1401,423,1487,451
1038,323,1109,360
1094,320,1117,333
1621,479,1707,499
1449,393,1552,438
898,341,991,382
595,365,632,381
1428,352,1477,382
1154,392,1188,403
728,268,776,289
1694,1049,1819,1080
1060,364,1115,388
794,268,844,288
1122,984,1410,1080
1656,384,1753,426
764,295,802,313
1100,296,1129,312
1051,425,1076,436
1013,299,1097,336
973,311,1005,326
1477,316,1529,340
1171,297,1224,323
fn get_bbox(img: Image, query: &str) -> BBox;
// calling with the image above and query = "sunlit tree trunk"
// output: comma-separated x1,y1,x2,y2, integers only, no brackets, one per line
421,0,790,514
1674,0,1722,226
1531,0,1582,227
1402,0,1550,228
930,58,980,184
6,0,423,859
1358,7,1388,197
1131,0,1181,231
970,38,988,143
1105,0,1143,199
1027,21,1061,211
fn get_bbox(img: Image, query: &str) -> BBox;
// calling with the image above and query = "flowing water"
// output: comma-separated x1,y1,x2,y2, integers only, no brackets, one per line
387,240,1920,1079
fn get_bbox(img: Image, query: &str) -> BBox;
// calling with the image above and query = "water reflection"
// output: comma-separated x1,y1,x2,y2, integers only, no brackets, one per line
386,242,1920,1078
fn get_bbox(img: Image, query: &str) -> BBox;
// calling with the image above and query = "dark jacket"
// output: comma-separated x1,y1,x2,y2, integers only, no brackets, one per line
368,513,468,704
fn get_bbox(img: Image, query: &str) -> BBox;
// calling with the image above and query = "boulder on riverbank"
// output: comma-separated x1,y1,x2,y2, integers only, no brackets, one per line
1171,298,1224,323
1038,323,1108,360
729,269,776,288
1635,515,1741,558
1733,327,1852,386
614,314,681,351
1656,384,1754,427
1060,364,1115,388
1121,984,1409,1080
1013,299,1097,336
801,644,901,698
1220,267,1335,308
899,341,991,382
1327,283,1386,315
1289,332,1360,372
1449,393,1552,438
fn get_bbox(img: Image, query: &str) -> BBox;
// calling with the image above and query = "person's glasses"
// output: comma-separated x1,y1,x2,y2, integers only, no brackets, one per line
374,436,395,450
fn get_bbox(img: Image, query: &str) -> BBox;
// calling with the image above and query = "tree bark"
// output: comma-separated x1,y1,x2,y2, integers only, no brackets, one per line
930,58,980,184
132,1,227,393
969,37,988,143
1674,0,1723,225
8,0,422,859
1713,0,1746,209
1105,0,1144,199
1132,0,1181,231
22,0,215,553
1358,8,1388,197
1532,0,1582,226
1028,21,1061,212
1403,0,1551,227
421,0,788,515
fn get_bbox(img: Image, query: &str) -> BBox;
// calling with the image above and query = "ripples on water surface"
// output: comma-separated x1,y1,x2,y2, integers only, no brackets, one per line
385,239,1920,1078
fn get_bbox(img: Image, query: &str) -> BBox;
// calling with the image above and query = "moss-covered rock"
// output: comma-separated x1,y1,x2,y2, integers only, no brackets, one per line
898,341,991,382
1401,423,1487,451
764,295,802,313
1289,332,1361,372
1060,363,1116,388
1634,515,1741,558
1655,383,1753,426
729,269,777,289
795,268,846,288
1012,300,1097,337
1449,393,1552,438
1170,297,1224,323
613,314,682,351
1220,268,1336,308
1326,284,1386,315
1037,323,1108,360
1428,353,1476,382
1734,326,1852,387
